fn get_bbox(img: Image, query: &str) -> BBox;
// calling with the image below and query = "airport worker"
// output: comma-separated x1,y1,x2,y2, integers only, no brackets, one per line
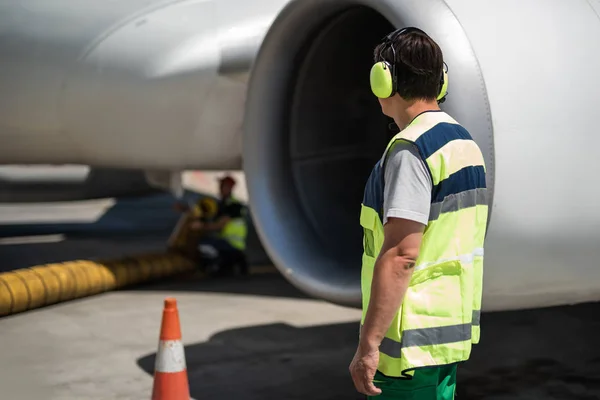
193,175,249,276
348,27,488,399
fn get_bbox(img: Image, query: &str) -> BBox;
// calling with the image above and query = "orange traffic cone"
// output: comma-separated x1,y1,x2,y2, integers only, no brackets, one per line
151,298,190,400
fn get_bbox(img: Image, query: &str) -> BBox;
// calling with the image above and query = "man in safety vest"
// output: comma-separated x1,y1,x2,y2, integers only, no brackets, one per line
188,175,249,276
348,27,488,399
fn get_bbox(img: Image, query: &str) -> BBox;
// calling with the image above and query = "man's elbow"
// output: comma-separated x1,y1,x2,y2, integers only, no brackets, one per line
389,247,420,275
380,217,424,275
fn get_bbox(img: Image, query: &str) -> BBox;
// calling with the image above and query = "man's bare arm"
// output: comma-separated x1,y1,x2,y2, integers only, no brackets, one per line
360,217,424,349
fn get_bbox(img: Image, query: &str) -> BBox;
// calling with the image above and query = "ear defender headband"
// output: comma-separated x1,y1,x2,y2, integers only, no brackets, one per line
369,27,448,103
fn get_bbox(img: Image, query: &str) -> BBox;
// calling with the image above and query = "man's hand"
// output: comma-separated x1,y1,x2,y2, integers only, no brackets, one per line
349,342,382,396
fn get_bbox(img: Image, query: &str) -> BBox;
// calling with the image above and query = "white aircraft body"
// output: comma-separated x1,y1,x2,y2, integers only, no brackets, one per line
1,0,599,311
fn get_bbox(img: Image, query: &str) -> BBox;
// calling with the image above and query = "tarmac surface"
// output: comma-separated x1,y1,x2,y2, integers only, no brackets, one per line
0,189,270,272
1,191,599,399
1,273,599,400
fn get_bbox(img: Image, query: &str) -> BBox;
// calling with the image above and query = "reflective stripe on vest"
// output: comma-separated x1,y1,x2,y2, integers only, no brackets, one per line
360,111,488,377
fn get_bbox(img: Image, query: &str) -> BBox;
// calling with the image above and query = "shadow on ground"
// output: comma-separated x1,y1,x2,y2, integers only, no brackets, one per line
138,301,600,400
0,189,271,272
134,272,310,300
138,321,363,400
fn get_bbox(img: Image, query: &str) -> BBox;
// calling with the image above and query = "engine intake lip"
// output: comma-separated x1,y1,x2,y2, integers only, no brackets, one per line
243,0,494,307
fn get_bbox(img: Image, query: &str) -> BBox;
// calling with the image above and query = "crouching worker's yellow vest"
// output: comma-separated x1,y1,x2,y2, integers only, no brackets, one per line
360,111,489,377
219,197,248,251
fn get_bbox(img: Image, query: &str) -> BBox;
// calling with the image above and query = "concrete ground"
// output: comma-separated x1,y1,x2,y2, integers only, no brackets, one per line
0,273,599,400
0,273,362,400
1,192,599,399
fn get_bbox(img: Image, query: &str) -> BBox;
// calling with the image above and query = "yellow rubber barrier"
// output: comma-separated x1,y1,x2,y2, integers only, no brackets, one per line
0,252,195,317
0,207,202,317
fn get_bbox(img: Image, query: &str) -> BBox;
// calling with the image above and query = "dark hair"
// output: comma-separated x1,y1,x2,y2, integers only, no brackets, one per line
373,30,444,101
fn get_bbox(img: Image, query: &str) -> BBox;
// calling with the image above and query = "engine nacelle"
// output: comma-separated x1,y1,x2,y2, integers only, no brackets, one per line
244,0,600,310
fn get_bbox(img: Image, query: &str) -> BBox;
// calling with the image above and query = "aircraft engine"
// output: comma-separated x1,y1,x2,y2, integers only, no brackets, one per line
243,0,600,310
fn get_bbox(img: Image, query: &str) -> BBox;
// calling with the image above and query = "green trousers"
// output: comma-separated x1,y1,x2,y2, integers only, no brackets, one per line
368,365,457,400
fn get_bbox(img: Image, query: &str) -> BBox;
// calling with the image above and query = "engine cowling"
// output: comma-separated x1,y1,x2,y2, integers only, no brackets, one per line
243,0,494,307
243,0,600,310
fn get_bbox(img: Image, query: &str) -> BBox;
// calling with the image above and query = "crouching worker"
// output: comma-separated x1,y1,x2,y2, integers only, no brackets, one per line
186,175,249,277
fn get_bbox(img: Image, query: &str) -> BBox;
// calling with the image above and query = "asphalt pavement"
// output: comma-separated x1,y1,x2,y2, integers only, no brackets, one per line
0,192,598,399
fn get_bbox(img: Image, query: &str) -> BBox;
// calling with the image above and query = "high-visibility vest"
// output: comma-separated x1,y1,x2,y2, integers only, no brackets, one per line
218,197,248,251
360,111,488,377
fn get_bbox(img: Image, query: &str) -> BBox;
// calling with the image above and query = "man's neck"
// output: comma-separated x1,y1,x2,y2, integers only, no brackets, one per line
394,100,441,130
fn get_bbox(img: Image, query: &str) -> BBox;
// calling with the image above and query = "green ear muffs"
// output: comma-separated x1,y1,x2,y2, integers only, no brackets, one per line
370,61,449,102
370,61,395,98
370,26,450,102
437,69,448,102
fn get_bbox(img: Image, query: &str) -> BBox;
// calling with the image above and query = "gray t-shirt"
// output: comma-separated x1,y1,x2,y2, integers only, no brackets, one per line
383,141,432,226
